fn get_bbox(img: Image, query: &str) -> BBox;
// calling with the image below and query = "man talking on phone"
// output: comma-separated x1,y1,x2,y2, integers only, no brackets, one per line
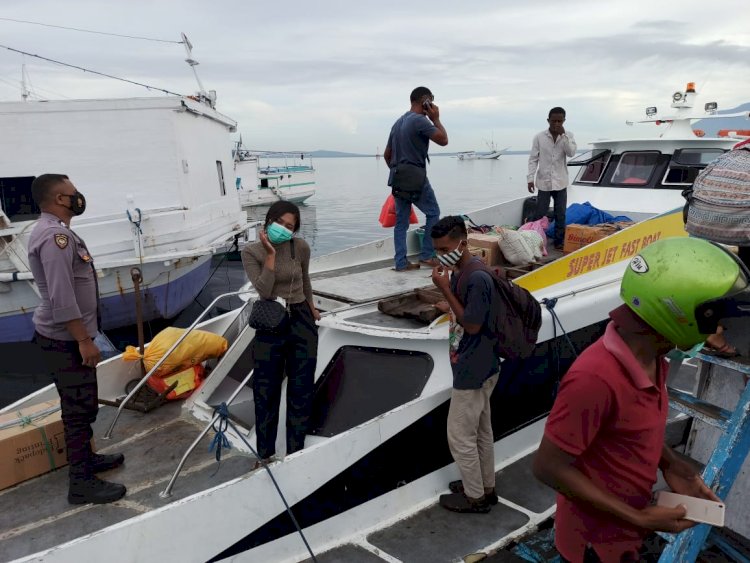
527,107,576,250
383,86,448,271
532,237,749,562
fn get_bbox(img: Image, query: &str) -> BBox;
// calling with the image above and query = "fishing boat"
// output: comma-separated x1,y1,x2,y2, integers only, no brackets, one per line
2,83,749,562
456,142,509,160
0,40,250,344
234,147,316,208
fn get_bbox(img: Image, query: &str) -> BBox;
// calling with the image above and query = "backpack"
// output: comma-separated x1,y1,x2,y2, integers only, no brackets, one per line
456,260,542,360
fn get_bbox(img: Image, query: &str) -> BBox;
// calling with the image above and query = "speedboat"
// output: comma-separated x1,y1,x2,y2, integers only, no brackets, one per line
1,83,748,562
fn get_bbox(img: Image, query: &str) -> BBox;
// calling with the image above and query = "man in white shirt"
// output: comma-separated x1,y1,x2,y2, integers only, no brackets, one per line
527,107,577,250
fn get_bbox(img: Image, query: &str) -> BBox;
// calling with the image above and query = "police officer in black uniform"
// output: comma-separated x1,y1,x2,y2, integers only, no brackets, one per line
28,174,126,504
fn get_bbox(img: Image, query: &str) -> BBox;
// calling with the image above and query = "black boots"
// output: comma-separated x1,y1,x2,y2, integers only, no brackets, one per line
91,452,125,473
68,451,126,505
68,475,126,505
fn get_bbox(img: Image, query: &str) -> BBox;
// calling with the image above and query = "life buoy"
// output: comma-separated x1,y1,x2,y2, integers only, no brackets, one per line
693,129,705,137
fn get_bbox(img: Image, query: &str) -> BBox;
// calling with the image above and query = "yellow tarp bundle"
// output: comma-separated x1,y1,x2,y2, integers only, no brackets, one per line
123,327,228,378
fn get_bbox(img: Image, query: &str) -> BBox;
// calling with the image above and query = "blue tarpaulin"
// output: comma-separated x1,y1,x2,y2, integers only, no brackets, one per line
546,202,632,237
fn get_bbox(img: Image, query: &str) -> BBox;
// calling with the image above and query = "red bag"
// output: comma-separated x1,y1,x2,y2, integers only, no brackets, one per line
379,195,418,228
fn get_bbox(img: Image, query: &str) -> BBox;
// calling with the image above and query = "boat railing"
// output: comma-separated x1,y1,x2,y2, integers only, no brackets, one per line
160,365,255,498
102,289,256,440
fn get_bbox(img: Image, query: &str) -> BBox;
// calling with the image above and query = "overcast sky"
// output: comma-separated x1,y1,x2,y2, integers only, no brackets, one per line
1,0,748,153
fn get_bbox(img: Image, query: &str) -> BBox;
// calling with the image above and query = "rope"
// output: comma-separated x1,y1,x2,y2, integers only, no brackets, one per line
16,411,57,470
541,298,579,397
210,402,318,562
126,208,143,235
126,208,144,266
0,44,183,97
0,17,183,44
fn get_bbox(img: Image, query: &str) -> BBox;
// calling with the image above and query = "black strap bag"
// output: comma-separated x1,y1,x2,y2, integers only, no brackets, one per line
391,162,426,203
248,299,288,333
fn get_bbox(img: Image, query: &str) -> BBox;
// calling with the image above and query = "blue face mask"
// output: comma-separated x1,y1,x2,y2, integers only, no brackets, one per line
665,341,705,362
266,222,293,244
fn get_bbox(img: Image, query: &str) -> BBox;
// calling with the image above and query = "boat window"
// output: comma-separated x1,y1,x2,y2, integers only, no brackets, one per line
662,167,701,186
571,150,612,184
260,178,269,188
662,149,726,186
308,346,433,437
0,176,40,221
672,148,726,167
216,161,226,196
611,151,660,186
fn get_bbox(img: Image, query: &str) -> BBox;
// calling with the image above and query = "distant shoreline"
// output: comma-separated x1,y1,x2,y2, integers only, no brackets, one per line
308,150,532,158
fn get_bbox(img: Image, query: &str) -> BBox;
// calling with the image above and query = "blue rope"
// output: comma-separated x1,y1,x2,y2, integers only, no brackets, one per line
209,406,231,462
211,402,318,563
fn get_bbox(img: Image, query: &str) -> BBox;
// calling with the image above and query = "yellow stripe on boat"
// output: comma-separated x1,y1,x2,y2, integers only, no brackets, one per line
516,208,687,292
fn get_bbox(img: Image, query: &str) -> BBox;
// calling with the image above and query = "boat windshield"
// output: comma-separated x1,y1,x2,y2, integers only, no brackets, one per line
611,151,661,186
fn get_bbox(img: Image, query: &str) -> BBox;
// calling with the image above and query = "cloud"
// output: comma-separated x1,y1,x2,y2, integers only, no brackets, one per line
0,0,748,152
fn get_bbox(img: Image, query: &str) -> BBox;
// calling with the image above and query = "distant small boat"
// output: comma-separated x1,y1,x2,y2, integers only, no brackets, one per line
456,140,509,160
234,145,316,208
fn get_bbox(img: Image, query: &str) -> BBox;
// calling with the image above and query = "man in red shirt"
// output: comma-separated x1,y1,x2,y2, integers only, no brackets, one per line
533,237,750,563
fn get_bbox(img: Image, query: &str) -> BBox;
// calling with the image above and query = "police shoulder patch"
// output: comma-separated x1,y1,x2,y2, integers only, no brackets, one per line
54,233,69,249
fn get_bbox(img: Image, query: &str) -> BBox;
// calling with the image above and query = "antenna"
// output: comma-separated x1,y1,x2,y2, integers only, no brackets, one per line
21,63,30,101
181,32,213,107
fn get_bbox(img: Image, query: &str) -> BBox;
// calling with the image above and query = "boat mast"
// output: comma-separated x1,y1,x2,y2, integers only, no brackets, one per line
181,32,215,108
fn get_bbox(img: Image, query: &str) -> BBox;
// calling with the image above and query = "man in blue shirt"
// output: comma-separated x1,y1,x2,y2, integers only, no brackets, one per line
384,86,449,271
430,216,500,513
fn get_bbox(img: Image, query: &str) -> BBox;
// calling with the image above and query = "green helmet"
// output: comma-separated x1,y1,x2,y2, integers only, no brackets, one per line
620,237,746,348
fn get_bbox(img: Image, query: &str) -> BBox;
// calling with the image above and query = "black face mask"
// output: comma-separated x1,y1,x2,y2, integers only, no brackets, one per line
64,191,87,216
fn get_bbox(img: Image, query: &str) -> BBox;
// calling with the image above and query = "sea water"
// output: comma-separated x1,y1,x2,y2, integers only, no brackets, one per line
109,154,550,347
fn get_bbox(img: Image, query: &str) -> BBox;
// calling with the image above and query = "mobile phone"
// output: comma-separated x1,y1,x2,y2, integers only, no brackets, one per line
655,490,725,527
423,99,432,110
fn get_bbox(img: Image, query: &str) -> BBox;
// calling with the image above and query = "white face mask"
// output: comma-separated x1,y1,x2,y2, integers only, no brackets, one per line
437,241,465,268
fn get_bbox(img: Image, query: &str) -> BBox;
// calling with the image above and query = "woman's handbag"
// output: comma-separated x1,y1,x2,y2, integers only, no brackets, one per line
248,299,288,333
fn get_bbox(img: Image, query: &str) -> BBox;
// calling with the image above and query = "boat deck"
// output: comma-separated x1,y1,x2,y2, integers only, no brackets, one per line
0,402,256,562
311,246,564,307
300,452,555,563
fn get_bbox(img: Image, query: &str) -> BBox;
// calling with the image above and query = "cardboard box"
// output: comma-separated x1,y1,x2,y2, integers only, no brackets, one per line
467,233,504,265
563,224,617,254
468,246,489,265
0,400,68,490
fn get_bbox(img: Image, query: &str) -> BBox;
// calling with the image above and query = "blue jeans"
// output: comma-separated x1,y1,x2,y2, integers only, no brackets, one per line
394,182,440,269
